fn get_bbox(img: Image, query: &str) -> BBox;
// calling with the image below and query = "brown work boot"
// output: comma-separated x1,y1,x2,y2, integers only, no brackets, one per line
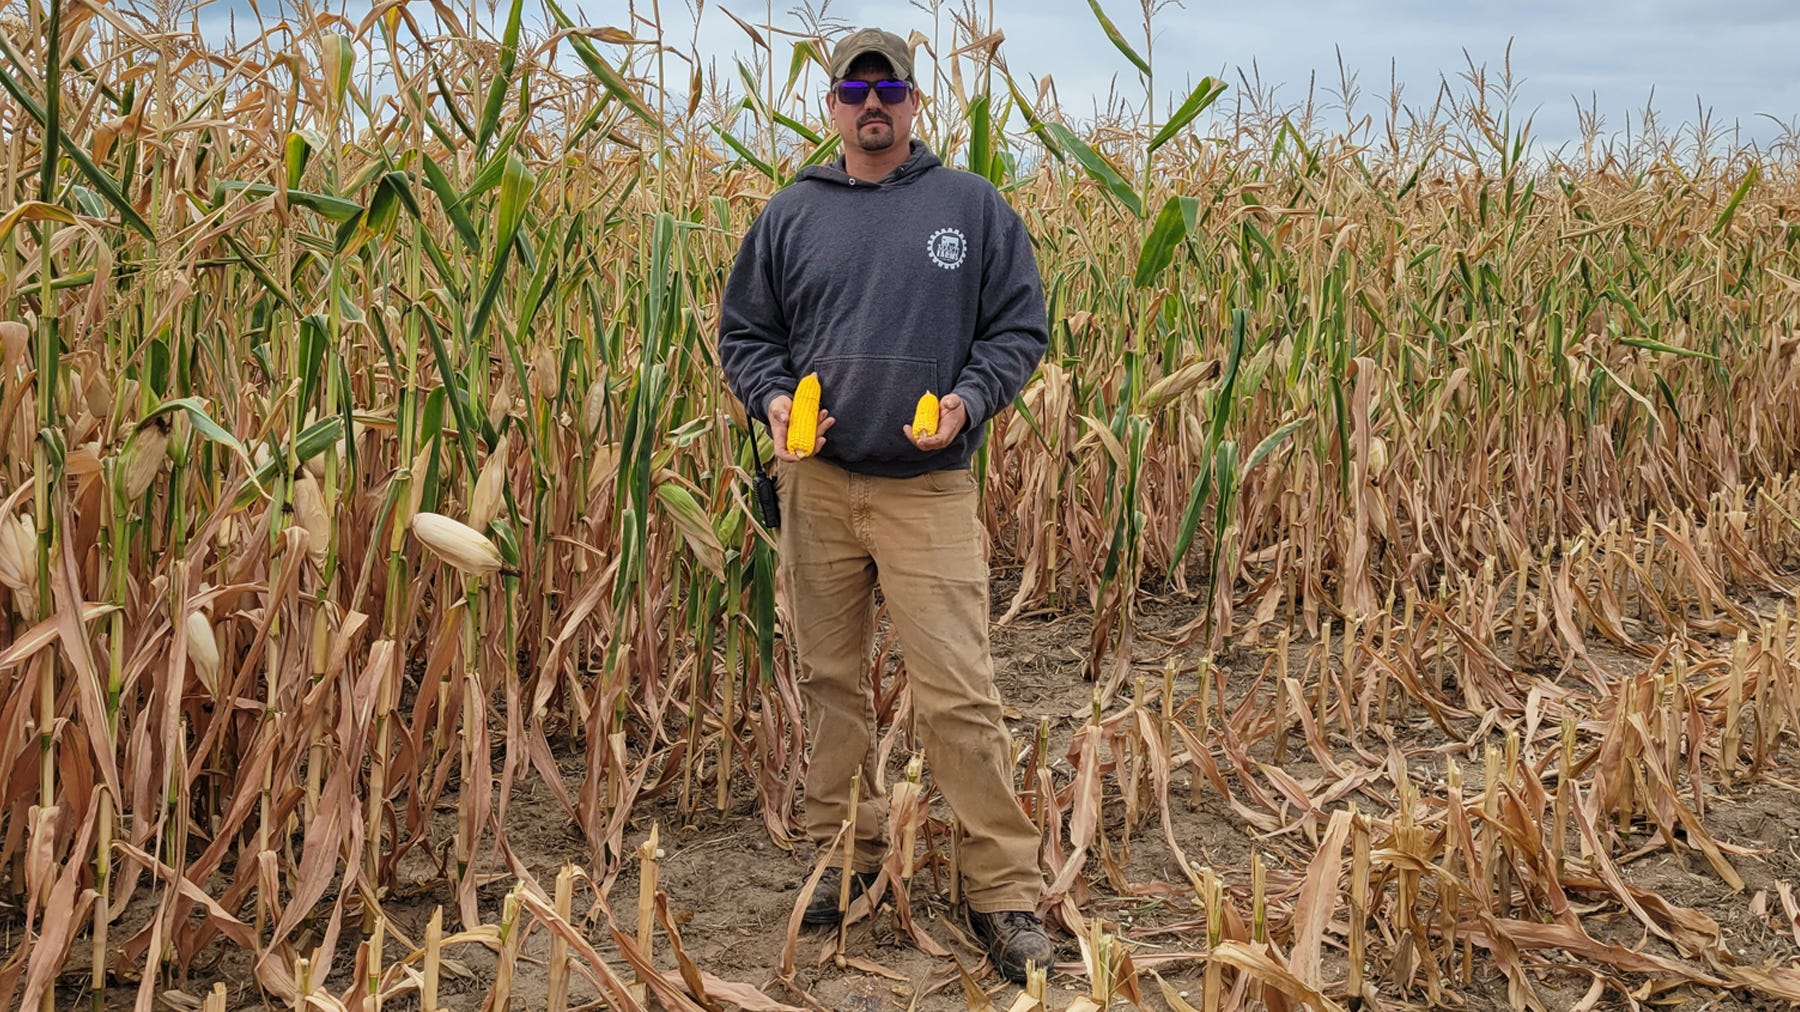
801,867,878,926
968,909,1054,984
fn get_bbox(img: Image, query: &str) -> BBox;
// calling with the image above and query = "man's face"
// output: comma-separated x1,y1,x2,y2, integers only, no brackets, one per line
827,65,915,155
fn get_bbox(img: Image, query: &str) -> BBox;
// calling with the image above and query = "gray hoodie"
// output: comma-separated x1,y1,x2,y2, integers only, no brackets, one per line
718,140,1049,478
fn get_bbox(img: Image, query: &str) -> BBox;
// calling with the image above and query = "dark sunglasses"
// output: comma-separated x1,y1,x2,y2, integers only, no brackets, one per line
832,79,911,106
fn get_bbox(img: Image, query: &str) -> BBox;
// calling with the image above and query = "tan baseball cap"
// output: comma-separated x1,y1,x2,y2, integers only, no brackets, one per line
828,28,914,82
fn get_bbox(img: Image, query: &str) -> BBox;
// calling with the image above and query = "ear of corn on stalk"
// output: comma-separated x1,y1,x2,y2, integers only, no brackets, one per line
294,472,331,569
469,436,510,532
582,377,608,437
912,391,939,437
0,321,27,373
186,610,222,693
786,373,821,457
0,513,38,619
411,512,507,577
0,512,34,586
121,419,172,500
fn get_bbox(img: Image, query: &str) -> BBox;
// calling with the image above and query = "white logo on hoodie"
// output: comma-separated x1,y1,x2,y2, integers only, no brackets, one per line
927,227,967,270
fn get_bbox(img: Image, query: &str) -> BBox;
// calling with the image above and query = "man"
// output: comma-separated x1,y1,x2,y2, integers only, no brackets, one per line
716,26,1054,984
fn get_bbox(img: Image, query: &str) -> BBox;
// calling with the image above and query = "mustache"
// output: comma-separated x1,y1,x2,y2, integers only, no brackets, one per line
858,111,891,126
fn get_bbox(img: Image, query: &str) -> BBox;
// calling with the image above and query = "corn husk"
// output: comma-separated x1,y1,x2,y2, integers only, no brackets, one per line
411,512,506,577
0,513,37,594
403,444,433,525
582,377,609,437
302,417,365,479
82,368,111,419
469,435,510,532
529,345,558,401
293,473,331,569
120,419,172,499
488,375,516,430
186,610,222,693
0,321,27,373
67,411,99,446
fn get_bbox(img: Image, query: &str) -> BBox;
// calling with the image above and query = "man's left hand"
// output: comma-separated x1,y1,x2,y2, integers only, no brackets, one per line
903,392,969,452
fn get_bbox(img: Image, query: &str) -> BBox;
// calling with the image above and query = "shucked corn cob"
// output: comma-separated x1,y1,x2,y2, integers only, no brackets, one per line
912,391,939,437
787,373,821,457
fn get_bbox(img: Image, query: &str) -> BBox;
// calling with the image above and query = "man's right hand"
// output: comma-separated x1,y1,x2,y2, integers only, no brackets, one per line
767,394,835,462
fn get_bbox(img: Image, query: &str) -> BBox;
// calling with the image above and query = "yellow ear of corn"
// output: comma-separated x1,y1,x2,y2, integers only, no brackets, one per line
912,391,939,437
786,372,820,457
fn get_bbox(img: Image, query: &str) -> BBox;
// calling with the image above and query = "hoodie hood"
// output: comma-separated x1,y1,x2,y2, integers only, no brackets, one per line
796,138,942,188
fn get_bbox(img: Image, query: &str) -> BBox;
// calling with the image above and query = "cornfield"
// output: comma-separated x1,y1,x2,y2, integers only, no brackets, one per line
2,0,1799,1007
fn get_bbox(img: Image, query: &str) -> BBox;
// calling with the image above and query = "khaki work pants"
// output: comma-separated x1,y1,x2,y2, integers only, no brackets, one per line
775,457,1043,913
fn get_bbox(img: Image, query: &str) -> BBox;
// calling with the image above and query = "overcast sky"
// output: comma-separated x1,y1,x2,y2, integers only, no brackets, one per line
197,0,1800,154
679,0,1800,153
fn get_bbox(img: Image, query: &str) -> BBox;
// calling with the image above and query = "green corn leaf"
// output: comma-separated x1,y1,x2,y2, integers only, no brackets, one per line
656,482,726,580
322,34,354,113
1208,308,1249,449
467,155,534,345
1133,195,1194,288
1086,0,1150,76
771,110,822,145
212,181,361,221
1042,122,1143,217
421,313,481,471
0,33,153,238
496,152,533,250
970,94,993,180
297,314,330,415
736,60,771,122
1202,439,1240,606
719,127,779,183
140,397,255,476
1005,73,1063,162
543,0,657,127
1169,457,1214,575
433,65,478,141
752,537,777,681
40,0,62,201
1618,336,1717,360
784,39,824,98
420,154,480,253
284,130,317,190
1242,418,1308,474
797,134,843,170
1149,77,1226,153
476,0,525,151
294,415,346,461
221,234,295,309
1710,165,1757,238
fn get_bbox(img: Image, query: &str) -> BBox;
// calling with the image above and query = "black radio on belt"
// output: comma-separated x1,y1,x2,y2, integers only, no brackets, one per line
753,467,781,529
745,426,780,529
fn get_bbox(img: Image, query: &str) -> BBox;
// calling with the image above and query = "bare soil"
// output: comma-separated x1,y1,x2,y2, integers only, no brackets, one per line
55,578,1800,1011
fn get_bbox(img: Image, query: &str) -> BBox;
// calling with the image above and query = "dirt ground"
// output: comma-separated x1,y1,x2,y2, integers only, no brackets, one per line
53,577,1800,1010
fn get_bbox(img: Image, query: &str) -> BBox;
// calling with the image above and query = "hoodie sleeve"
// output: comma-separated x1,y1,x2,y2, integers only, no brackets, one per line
718,208,796,424
950,194,1049,429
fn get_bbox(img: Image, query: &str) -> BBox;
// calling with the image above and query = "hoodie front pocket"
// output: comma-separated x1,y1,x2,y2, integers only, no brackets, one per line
807,353,942,462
